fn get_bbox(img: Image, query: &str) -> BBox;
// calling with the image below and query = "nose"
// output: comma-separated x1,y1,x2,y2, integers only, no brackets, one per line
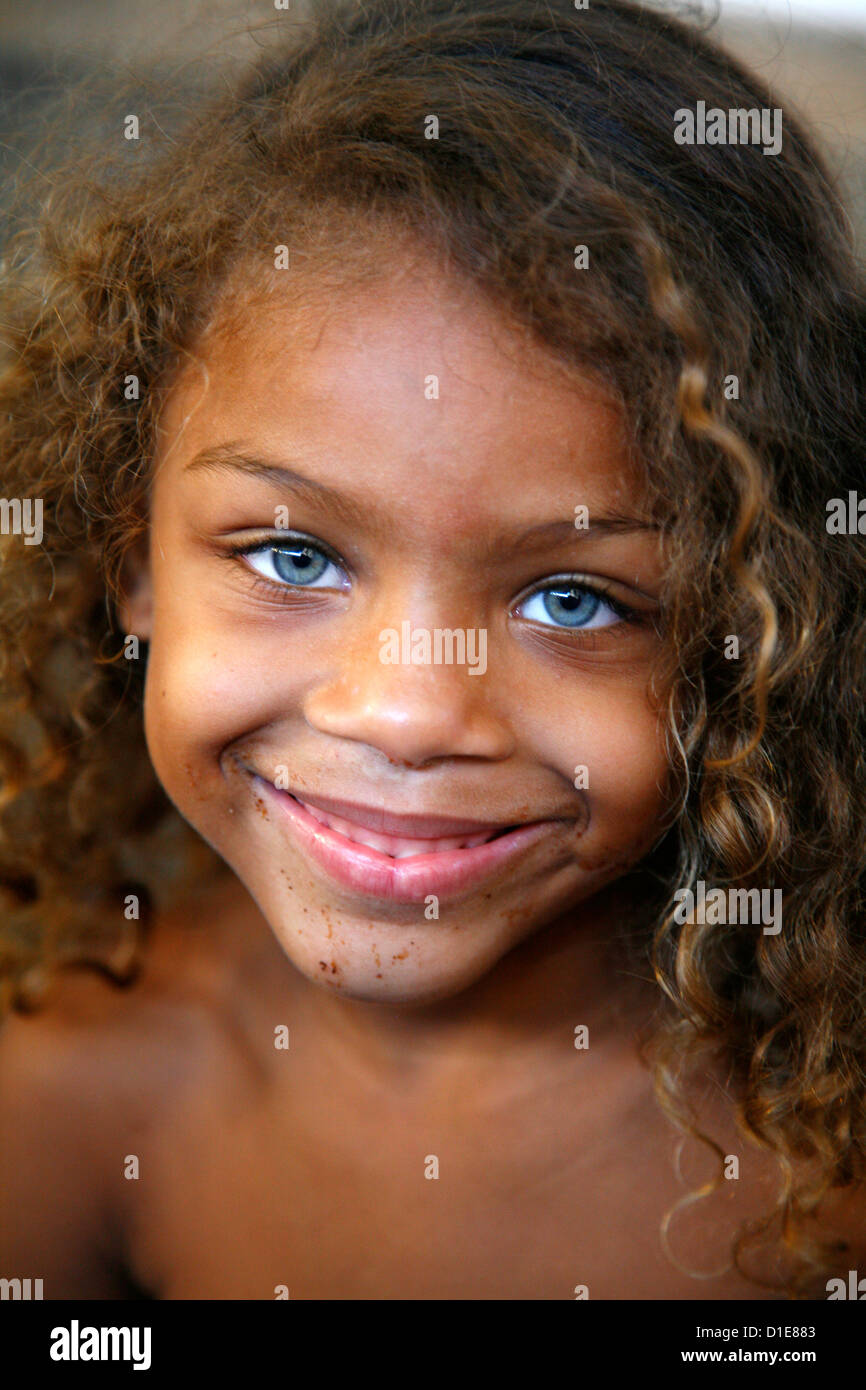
303,615,514,768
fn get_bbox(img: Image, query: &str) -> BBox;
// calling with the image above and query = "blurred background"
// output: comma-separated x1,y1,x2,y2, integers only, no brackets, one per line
0,0,863,248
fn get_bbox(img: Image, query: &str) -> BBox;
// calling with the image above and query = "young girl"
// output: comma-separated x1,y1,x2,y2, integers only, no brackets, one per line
0,0,863,1301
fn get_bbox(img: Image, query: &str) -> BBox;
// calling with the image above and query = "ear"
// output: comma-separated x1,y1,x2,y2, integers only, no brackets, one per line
117,535,154,641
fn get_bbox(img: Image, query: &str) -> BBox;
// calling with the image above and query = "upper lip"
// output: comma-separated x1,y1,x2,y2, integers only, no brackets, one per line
256,780,537,839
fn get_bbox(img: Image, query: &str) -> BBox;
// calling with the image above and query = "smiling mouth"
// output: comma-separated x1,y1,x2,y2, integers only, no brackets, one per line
250,774,567,903
292,796,518,858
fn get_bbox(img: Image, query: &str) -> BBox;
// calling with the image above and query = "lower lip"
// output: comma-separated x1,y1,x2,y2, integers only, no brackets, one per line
252,777,558,903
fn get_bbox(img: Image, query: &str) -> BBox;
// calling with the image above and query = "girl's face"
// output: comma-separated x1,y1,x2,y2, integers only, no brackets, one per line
124,259,672,1004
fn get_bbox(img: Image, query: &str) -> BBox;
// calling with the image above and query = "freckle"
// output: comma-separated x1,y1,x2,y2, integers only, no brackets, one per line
330,961,338,974
326,921,333,938
376,973,382,979
391,952,407,962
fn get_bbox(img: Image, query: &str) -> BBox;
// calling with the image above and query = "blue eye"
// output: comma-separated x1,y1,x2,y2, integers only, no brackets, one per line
517,582,625,630
242,536,346,589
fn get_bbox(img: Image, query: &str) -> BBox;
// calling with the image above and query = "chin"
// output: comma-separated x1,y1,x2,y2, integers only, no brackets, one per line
268,917,502,1008
316,971,465,1007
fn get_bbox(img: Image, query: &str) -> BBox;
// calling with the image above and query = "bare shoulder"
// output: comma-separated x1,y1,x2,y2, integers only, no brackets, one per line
0,869,268,1096
0,869,280,1297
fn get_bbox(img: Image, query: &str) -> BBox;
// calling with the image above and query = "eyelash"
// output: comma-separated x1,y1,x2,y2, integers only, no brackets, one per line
221,533,646,632
222,533,347,596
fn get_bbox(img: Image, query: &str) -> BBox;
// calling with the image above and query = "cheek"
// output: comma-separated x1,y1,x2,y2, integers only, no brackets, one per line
525,669,670,834
583,691,672,873
140,619,282,807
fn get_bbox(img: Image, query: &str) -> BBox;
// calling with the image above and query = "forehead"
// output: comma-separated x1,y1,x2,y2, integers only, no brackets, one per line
154,264,639,520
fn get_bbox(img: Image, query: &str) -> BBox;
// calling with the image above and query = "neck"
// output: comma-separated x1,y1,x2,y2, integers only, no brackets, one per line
295,875,658,1089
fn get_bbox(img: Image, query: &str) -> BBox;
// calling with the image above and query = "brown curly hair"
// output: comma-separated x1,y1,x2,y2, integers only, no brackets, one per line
0,0,863,1297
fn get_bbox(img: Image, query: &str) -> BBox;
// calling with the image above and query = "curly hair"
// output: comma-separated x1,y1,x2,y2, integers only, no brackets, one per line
0,0,863,1297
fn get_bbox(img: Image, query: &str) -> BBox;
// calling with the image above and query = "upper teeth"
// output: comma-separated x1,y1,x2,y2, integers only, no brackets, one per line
300,800,497,858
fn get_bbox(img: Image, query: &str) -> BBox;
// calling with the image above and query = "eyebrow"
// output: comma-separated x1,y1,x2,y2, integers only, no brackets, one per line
185,443,373,535
184,443,658,552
